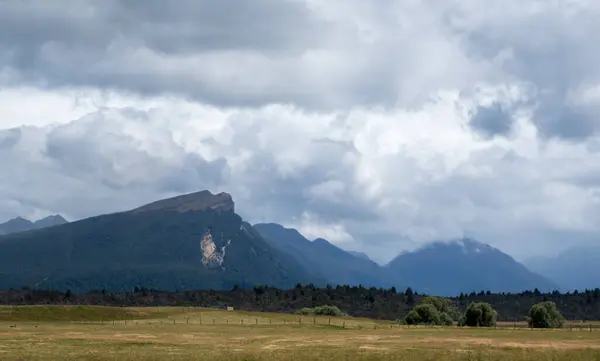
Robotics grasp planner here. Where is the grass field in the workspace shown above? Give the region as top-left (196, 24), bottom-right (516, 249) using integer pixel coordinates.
top-left (2, 306), bottom-right (600, 360)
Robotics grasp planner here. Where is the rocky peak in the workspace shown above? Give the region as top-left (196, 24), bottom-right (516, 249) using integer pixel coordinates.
top-left (132, 190), bottom-right (235, 214)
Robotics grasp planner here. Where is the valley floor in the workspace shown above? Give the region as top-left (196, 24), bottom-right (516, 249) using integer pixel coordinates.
top-left (1, 306), bottom-right (600, 360)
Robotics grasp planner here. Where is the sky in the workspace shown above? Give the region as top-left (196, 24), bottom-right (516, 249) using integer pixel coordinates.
top-left (2, 0), bottom-right (600, 264)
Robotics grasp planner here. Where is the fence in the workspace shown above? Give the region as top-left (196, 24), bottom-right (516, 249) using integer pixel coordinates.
top-left (4, 316), bottom-right (600, 332)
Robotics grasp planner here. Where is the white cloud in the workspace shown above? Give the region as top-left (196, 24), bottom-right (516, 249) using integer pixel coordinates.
top-left (2, 0), bottom-right (600, 262)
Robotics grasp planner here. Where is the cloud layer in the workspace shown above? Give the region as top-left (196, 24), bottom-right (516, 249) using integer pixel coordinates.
top-left (2, 0), bottom-right (600, 263)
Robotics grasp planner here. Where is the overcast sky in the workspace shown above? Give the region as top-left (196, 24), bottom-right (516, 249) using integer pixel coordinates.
top-left (2, 0), bottom-right (600, 263)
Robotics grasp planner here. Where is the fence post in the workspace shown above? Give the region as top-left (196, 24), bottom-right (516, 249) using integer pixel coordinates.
top-left (343, 321), bottom-right (345, 329)
top-left (328, 318), bottom-right (331, 326)
top-left (269, 318), bottom-right (272, 325)
top-left (186, 317), bottom-right (189, 325)
top-left (255, 318), bottom-right (258, 325)
top-left (213, 319), bottom-right (215, 325)
top-left (313, 316), bottom-right (316, 325)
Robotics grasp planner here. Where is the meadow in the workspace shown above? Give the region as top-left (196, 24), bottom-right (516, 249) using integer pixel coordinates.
top-left (1, 306), bottom-right (600, 360)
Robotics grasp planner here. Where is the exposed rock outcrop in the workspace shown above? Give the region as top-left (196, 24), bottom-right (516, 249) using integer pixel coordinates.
top-left (200, 230), bottom-right (231, 269)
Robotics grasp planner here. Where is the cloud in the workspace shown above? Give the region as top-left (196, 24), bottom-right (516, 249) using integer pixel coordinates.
top-left (469, 103), bottom-right (514, 139)
top-left (2, 1), bottom-right (600, 262)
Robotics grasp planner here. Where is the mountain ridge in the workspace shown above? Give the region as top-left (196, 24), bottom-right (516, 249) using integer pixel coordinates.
top-left (0, 191), bottom-right (565, 295)
top-left (0, 191), bottom-right (314, 292)
top-left (0, 215), bottom-right (69, 236)
top-left (525, 245), bottom-right (600, 291)
top-left (386, 238), bottom-right (558, 296)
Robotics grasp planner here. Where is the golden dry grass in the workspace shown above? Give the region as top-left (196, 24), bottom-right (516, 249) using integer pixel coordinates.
top-left (1, 306), bottom-right (600, 360)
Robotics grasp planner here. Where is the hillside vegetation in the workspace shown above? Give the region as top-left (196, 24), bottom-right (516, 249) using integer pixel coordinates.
top-left (3, 285), bottom-right (600, 322)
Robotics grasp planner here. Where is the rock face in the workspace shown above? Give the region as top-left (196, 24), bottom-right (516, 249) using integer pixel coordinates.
top-left (200, 230), bottom-right (231, 269)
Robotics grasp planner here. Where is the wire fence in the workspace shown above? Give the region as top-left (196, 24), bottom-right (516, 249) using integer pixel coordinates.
top-left (3, 313), bottom-right (599, 332)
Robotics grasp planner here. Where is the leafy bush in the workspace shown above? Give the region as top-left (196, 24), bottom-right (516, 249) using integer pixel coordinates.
top-left (463, 302), bottom-right (497, 327)
top-left (404, 310), bottom-right (421, 325)
top-left (439, 312), bottom-right (454, 326)
top-left (295, 305), bottom-right (344, 317)
top-left (405, 296), bottom-right (458, 326)
top-left (419, 296), bottom-right (459, 321)
top-left (313, 305), bottom-right (344, 316)
top-left (404, 304), bottom-right (441, 325)
top-left (528, 301), bottom-right (565, 329)
top-left (295, 308), bottom-right (314, 316)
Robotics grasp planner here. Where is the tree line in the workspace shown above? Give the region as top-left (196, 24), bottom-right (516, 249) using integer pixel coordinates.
top-left (402, 296), bottom-right (565, 328)
top-left (1, 284), bottom-right (599, 322)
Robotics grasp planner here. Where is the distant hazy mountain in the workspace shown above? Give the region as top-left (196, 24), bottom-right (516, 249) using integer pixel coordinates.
top-left (0, 191), bottom-right (314, 292)
top-left (347, 251), bottom-right (371, 261)
top-left (385, 238), bottom-right (558, 296)
top-left (253, 223), bottom-right (390, 288)
top-left (525, 246), bottom-right (600, 291)
top-left (0, 215), bottom-right (68, 235)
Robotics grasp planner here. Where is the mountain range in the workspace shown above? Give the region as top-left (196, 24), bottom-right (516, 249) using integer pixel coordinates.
top-left (525, 246), bottom-right (600, 291)
top-left (0, 215), bottom-right (68, 235)
top-left (0, 190), bottom-right (568, 295)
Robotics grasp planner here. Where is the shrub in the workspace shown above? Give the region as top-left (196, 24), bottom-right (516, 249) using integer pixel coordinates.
top-left (404, 304), bottom-right (441, 325)
top-left (296, 305), bottom-right (344, 317)
top-left (313, 305), bottom-right (344, 316)
top-left (295, 308), bottom-right (314, 315)
top-left (439, 312), bottom-right (454, 326)
top-left (404, 310), bottom-right (422, 325)
top-left (463, 302), bottom-right (497, 327)
top-left (419, 296), bottom-right (459, 321)
top-left (528, 301), bottom-right (565, 329)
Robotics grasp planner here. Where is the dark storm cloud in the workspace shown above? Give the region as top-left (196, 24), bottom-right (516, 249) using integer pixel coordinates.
top-left (460, 4), bottom-right (600, 140)
top-left (0, 0), bottom-right (320, 55)
top-left (0, 0), bottom-right (334, 107)
top-left (531, 95), bottom-right (598, 140)
top-left (469, 102), bottom-right (514, 138)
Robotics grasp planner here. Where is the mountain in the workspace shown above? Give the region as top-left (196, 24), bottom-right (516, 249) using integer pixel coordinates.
top-left (525, 246), bottom-right (600, 291)
top-left (0, 191), bottom-right (314, 292)
top-left (32, 215), bottom-right (69, 229)
top-left (347, 251), bottom-right (371, 261)
top-left (0, 215), bottom-right (68, 235)
top-left (385, 238), bottom-right (558, 296)
top-left (253, 223), bottom-right (390, 288)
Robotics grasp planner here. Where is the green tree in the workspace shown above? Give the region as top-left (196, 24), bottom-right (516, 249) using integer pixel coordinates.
top-left (405, 287), bottom-right (414, 304)
top-left (404, 304), bottom-right (441, 325)
top-left (439, 312), bottom-right (454, 326)
top-left (528, 301), bottom-right (565, 329)
top-left (463, 302), bottom-right (497, 327)
top-left (419, 296), bottom-right (459, 321)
